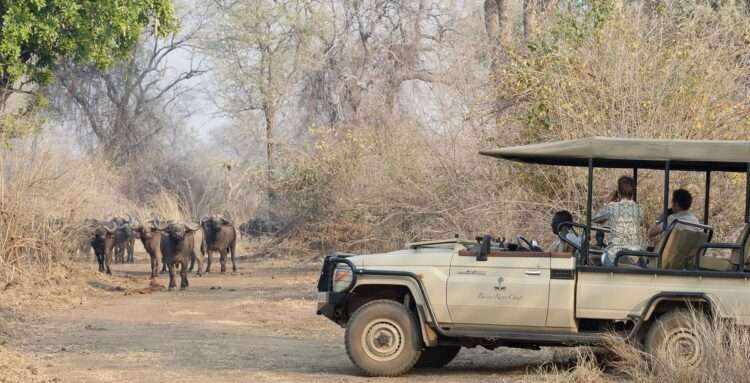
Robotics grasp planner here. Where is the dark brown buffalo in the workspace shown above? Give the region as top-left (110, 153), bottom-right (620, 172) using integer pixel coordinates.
top-left (90, 220), bottom-right (116, 274)
top-left (132, 220), bottom-right (164, 279)
top-left (159, 221), bottom-right (202, 290)
top-left (200, 215), bottom-right (237, 273)
top-left (111, 216), bottom-right (135, 264)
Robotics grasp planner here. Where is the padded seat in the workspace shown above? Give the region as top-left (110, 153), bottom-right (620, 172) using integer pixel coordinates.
top-left (700, 225), bottom-right (750, 272)
top-left (661, 230), bottom-right (710, 270)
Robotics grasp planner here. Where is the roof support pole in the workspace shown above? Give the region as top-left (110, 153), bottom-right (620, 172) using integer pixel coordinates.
top-left (704, 171), bottom-right (711, 225)
top-left (633, 168), bottom-right (638, 202)
top-left (746, 163), bottom-right (750, 224)
top-left (585, 158), bottom-right (594, 265)
top-left (661, 161), bottom-right (671, 269)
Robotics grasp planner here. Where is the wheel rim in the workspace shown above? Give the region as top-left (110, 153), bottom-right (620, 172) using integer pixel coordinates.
top-left (663, 328), bottom-right (702, 366)
top-left (361, 319), bottom-right (405, 362)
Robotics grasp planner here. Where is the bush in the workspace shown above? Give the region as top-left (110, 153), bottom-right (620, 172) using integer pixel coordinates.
top-left (0, 135), bottom-right (137, 283)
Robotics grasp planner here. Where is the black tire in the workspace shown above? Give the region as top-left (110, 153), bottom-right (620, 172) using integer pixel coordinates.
top-left (644, 309), bottom-right (706, 367)
top-left (415, 345), bottom-right (461, 368)
top-left (345, 299), bottom-right (422, 377)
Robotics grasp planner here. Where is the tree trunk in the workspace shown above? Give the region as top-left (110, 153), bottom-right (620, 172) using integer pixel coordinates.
top-left (484, 0), bottom-right (513, 128)
top-left (263, 101), bottom-right (276, 211)
top-left (523, 0), bottom-right (537, 39)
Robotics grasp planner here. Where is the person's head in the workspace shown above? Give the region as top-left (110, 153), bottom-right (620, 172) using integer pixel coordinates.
top-left (617, 176), bottom-right (635, 200)
top-left (551, 210), bottom-right (574, 234)
top-left (672, 189), bottom-right (693, 212)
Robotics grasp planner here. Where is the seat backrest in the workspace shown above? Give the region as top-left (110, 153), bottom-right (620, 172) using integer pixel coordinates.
top-left (661, 230), bottom-right (710, 270)
top-left (730, 224), bottom-right (750, 266)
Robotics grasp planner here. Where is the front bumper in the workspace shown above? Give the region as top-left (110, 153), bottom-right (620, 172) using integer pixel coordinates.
top-left (316, 255), bottom-right (357, 322)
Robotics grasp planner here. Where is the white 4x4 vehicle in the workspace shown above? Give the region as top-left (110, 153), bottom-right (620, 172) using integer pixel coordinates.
top-left (317, 137), bottom-right (750, 376)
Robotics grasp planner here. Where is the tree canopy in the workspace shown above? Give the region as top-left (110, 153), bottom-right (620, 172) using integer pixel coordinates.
top-left (0, 0), bottom-right (178, 100)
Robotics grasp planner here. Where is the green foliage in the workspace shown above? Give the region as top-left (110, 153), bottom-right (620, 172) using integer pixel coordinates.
top-left (0, 0), bottom-right (178, 89)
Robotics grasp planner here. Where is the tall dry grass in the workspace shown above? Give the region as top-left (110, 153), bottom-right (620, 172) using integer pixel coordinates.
top-left (543, 312), bottom-right (750, 383)
top-left (0, 135), bottom-right (138, 284)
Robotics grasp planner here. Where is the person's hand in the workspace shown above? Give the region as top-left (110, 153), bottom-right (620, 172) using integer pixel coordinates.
top-left (607, 190), bottom-right (619, 202)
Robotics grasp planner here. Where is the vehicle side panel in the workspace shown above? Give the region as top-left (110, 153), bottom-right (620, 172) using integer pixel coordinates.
top-left (576, 270), bottom-right (750, 324)
top-left (360, 247), bottom-right (454, 323)
top-left (547, 256), bottom-right (577, 329)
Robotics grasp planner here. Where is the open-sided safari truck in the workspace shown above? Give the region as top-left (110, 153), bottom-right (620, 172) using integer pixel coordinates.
top-left (316, 137), bottom-right (750, 376)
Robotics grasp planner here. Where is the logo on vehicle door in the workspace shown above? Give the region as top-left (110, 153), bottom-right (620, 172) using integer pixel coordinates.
top-left (494, 277), bottom-right (507, 291)
top-left (478, 275), bottom-right (521, 301)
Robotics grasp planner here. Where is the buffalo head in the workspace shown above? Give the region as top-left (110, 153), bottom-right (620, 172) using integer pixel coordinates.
top-left (162, 221), bottom-right (200, 241)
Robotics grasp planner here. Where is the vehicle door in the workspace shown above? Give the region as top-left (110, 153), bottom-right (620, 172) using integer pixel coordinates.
top-left (446, 250), bottom-right (551, 327)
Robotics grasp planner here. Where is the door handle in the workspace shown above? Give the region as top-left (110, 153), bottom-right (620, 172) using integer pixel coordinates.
top-left (524, 270), bottom-right (542, 276)
top-left (457, 270), bottom-right (486, 276)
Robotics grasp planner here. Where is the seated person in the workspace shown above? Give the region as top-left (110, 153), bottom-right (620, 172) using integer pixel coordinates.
top-left (648, 188), bottom-right (701, 241)
top-left (593, 176), bottom-right (644, 266)
top-left (548, 210), bottom-right (582, 256)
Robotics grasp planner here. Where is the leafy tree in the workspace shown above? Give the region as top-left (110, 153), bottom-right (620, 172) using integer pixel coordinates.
top-left (0, 0), bottom-right (178, 113)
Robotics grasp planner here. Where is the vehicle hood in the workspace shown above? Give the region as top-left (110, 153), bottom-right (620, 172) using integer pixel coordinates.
top-left (349, 244), bottom-right (459, 269)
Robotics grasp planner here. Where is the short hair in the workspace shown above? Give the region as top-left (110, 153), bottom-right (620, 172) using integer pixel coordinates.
top-left (673, 189), bottom-right (693, 210)
top-left (552, 210), bottom-right (574, 234)
top-left (617, 176), bottom-right (635, 199)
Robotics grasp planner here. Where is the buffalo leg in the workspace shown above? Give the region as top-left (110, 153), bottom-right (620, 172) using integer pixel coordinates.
top-left (167, 261), bottom-right (176, 290)
top-left (105, 250), bottom-right (112, 275)
top-left (230, 243), bottom-right (237, 272)
top-left (127, 241), bottom-right (134, 263)
top-left (219, 250), bottom-right (227, 273)
top-left (192, 250), bottom-right (203, 276)
top-left (161, 255), bottom-right (167, 273)
top-left (96, 252), bottom-right (104, 272)
top-left (180, 263), bottom-right (189, 289)
top-left (150, 254), bottom-right (158, 279)
top-left (205, 250), bottom-right (212, 273)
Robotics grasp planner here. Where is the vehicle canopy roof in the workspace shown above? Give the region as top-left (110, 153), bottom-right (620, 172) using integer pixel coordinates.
top-left (480, 137), bottom-right (750, 172)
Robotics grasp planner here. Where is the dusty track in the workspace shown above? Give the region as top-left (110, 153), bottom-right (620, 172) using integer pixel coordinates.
top-left (7, 257), bottom-right (575, 382)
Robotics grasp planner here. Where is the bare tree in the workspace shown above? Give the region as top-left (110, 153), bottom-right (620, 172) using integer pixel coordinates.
top-left (48, 11), bottom-right (209, 164)
top-left (208, 0), bottom-right (322, 204)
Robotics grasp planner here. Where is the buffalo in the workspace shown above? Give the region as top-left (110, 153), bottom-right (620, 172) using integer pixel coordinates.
top-left (132, 220), bottom-right (164, 279)
top-left (159, 221), bottom-right (203, 290)
top-left (90, 220), bottom-right (116, 274)
top-left (110, 216), bottom-right (135, 264)
top-left (239, 217), bottom-right (279, 239)
top-left (200, 214), bottom-right (237, 273)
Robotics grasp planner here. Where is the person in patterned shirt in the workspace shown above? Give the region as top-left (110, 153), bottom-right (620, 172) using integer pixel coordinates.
top-left (592, 176), bottom-right (644, 266)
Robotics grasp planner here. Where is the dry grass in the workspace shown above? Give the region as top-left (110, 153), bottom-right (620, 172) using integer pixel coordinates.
top-left (0, 345), bottom-right (55, 383)
top-left (543, 312), bottom-right (750, 383)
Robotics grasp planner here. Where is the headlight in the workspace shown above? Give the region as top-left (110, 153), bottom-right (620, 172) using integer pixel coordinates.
top-left (332, 263), bottom-right (354, 292)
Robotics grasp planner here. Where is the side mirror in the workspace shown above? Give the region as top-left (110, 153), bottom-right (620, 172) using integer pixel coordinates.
top-left (477, 235), bottom-right (492, 262)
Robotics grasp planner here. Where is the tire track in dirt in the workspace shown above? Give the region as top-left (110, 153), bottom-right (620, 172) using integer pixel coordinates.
top-left (9, 260), bottom-right (574, 382)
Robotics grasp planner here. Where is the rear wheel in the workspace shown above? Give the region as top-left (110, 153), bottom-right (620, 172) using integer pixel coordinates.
top-left (415, 345), bottom-right (461, 368)
top-left (345, 299), bottom-right (422, 377)
top-left (644, 310), bottom-right (706, 367)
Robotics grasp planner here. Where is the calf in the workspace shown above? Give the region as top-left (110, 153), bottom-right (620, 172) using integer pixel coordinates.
top-left (90, 221), bottom-right (115, 274)
top-left (200, 214), bottom-right (237, 273)
top-left (159, 221), bottom-right (202, 290)
top-left (133, 220), bottom-right (163, 279)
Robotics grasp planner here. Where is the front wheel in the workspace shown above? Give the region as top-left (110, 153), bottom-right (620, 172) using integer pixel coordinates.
top-left (345, 299), bottom-right (422, 377)
top-left (415, 345), bottom-right (461, 368)
top-left (644, 309), bottom-right (706, 367)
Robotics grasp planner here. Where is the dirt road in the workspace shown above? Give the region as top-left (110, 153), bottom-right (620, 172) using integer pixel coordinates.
top-left (7, 258), bottom-right (574, 382)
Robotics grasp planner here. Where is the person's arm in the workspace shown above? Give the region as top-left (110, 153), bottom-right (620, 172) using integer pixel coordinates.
top-left (592, 204), bottom-right (610, 224)
top-left (648, 222), bottom-right (663, 239)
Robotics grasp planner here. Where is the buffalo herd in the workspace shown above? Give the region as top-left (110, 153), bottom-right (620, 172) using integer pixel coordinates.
top-left (80, 214), bottom-right (275, 290)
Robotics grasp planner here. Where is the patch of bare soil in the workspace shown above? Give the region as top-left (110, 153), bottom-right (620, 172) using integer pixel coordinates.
top-left (2, 251), bottom-right (579, 383)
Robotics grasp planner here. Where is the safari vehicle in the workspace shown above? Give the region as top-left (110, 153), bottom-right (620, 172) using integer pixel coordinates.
top-left (316, 137), bottom-right (750, 377)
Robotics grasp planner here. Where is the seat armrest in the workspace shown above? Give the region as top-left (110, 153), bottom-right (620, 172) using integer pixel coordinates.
top-left (700, 242), bottom-right (741, 250)
top-left (614, 250), bottom-right (658, 266)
